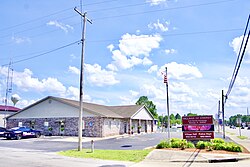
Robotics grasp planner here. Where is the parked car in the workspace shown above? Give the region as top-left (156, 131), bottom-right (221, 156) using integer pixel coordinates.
top-left (0, 127), bottom-right (8, 137)
top-left (4, 126), bottom-right (41, 140)
top-left (248, 126), bottom-right (250, 130)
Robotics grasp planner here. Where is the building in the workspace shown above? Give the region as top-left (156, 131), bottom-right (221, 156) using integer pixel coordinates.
top-left (0, 105), bottom-right (20, 127)
top-left (6, 96), bottom-right (156, 137)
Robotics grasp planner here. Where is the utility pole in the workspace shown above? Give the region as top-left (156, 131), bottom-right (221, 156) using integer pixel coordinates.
top-left (164, 67), bottom-right (170, 139)
top-left (222, 90), bottom-right (225, 139)
top-left (74, 7), bottom-right (92, 151)
top-left (217, 100), bottom-right (220, 133)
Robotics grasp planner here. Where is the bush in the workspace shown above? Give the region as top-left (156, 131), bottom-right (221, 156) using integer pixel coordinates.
top-left (170, 138), bottom-right (182, 143)
top-left (196, 141), bottom-right (211, 149)
top-left (186, 142), bottom-right (195, 148)
top-left (225, 142), bottom-right (242, 152)
top-left (211, 138), bottom-right (225, 144)
top-left (156, 140), bottom-right (171, 149)
top-left (212, 143), bottom-right (226, 150)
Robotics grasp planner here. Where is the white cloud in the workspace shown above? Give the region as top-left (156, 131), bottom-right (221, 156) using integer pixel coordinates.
top-left (119, 33), bottom-right (162, 57)
top-left (148, 65), bottom-right (158, 73)
top-left (170, 82), bottom-right (198, 97)
top-left (68, 66), bottom-right (80, 75)
top-left (230, 35), bottom-right (250, 62)
top-left (0, 67), bottom-right (87, 100)
top-left (159, 62), bottom-right (203, 80)
top-left (129, 90), bottom-right (139, 97)
top-left (107, 44), bottom-right (114, 51)
top-left (47, 20), bottom-right (73, 33)
top-left (148, 19), bottom-right (170, 32)
top-left (85, 63), bottom-right (120, 86)
top-left (165, 49), bottom-right (177, 55)
top-left (147, 0), bottom-right (166, 6)
top-left (11, 36), bottom-right (31, 44)
top-left (107, 33), bottom-right (162, 70)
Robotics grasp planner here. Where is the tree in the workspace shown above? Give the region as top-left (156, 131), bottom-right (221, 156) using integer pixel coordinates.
top-left (187, 113), bottom-right (197, 116)
top-left (136, 96), bottom-right (158, 118)
top-left (175, 113), bottom-right (181, 120)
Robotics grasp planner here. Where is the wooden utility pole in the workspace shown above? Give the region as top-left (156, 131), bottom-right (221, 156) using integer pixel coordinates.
top-left (222, 90), bottom-right (225, 139)
top-left (164, 67), bottom-right (170, 139)
top-left (74, 7), bottom-right (92, 151)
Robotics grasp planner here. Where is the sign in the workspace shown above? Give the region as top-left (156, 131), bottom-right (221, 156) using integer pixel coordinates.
top-left (182, 125), bottom-right (214, 131)
top-left (182, 115), bottom-right (213, 125)
top-left (183, 132), bottom-right (214, 140)
top-left (182, 115), bottom-right (214, 140)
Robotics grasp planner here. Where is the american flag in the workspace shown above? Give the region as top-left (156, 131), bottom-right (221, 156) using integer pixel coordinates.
top-left (161, 71), bottom-right (168, 84)
top-left (164, 74), bottom-right (168, 83)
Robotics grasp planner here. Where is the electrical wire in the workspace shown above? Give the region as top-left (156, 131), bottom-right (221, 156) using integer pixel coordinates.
top-left (1, 40), bottom-right (81, 67)
top-left (225, 14), bottom-right (250, 102)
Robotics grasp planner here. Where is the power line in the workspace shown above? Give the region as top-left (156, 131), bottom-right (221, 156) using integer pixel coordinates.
top-left (1, 40), bottom-right (81, 66)
top-left (0, 0), bottom-right (237, 40)
top-left (225, 14), bottom-right (250, 101)
top-left (87, 28), bottom-right (243, 43)
top-left (0, 0), bottom-right (119, 33)
top-left (93, 0), bottom-right (237, 20)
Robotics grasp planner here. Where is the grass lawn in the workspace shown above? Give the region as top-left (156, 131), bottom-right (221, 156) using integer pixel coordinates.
top-left (58, 149), bottom-right (152, 162)
top-left (237, 136), bottom-right (248, 140)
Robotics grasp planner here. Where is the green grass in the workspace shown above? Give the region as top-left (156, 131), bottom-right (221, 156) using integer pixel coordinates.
top-left (58, 149), bottom-right (152, 162)
top-left (226, 132), bottom-right (235, 135)
top-left (237, 136), bottom-right (248, 140)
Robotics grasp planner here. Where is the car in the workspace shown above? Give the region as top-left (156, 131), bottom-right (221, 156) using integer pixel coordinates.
top-left (4, 126), bottom-right (41, 140)
top-left (248, 126), bottom-right (250, 130)
top-left (0, 127), bottom-right (8, 137)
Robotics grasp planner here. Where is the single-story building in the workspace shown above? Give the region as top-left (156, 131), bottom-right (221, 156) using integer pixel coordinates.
top-left (6, 96), bottom-right (156, 137)
top-left (0, 105), bottom-right (20, 127)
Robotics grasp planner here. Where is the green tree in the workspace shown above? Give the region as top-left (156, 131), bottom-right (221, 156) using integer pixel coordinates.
top-left (187, 113), bottom-right (197, 116)
top-left (175, 113), bottom-right (181, 120)
top-left (136, 96), bottom-right (158, 118)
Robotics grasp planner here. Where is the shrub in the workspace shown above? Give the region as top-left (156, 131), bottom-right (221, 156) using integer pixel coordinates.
top-left (186, 142), bottom-right (195, 148)
top-left (225, 142), bottom-right (242, 152)
top-left (196, 141), bottom-right (210, 149)
top-left (156, 140), bottom-right (171, 149)
top-left (179, 140), bottom-right (188, 150)
top-left (170, 138), bottom-right (182, 143)
top-left (211, 138), bottom-right (225, 144)
top-left (212, 143), bottom-right (226, 150)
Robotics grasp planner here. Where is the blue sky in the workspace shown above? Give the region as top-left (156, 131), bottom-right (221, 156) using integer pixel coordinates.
top-left (0, 0), bottom-right (250, 119)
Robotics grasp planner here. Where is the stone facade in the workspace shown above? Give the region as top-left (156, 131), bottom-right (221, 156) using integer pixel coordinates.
top-left (6, 117), bottom-right (155, 137)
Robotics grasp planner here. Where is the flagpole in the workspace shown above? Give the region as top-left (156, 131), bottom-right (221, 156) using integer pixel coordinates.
top-left (165, 67), bottom-right (170, 140)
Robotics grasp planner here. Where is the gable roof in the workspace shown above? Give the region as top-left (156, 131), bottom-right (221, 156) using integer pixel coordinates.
top-left (7, 96), bottom-right (154, 120)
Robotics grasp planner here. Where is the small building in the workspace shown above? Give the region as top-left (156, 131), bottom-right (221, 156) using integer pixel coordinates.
top-left (0, 105), bottom-right (20, 127)
top-left (6, 96), bottom-right (156, 137)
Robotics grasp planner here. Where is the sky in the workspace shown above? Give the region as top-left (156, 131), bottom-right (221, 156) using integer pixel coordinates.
top-left (0, 0), bottom-right (250, 119)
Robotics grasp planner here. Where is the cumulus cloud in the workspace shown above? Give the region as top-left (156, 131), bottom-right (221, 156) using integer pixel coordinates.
top-left (11, 36), bottom-right (31, 44)
top-left (47, 20), bottom-right (73, 33)
top-left (85, 63), bottom-right (120, 86)
top-left (107, 33), bottom-right (162, 70)
top-left (0, 67), bottom-right (83, 99)
top-left (159, 62), bottom-right (203, 80)
top-left (148, 19), bottom-right (170, 32)
top-left (68, 66), bottom-right (80, 75)
top-left (146, 0), bottom-right (166, 6)
top-left (230, 35), bottom-right (250, 62)
top-left (165, 49), bottom-right (177, 55)
top-left (148, 65), bottom-right (158, 73)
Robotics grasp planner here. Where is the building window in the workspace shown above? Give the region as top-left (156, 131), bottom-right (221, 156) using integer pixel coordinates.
top-left (18, 122), bottom-right (22, 127)
top-left (44, 121), bottom-right (49, 127)
top-left (109, 121), bottom-right (111, 129)
top-left (82, 120), bottom-right (85, 129)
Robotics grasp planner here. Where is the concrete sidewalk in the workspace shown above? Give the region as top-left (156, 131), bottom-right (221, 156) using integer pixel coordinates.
top-left (131, 149), bottom-right (250, 167)
top-left (225, 131), bottom-right (250, 152)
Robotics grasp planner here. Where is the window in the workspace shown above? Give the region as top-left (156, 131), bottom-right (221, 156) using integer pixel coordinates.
top-left (18, 122), bottom-right (22, 127)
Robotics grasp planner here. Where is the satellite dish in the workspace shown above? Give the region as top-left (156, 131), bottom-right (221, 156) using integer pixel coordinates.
top-left (11, 94), bottom-right (20, 106)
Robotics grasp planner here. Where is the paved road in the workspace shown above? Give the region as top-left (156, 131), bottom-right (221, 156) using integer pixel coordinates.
top-left (0, 132), bottom-right (182, 152)
top-left (0, 147), bottom-right (133, 167)
top-left (0, 130), bottom-right (233, 152)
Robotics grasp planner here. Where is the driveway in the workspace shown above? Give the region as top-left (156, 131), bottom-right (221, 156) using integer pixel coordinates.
top-left (0, 132), bottom-right (182, 152)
